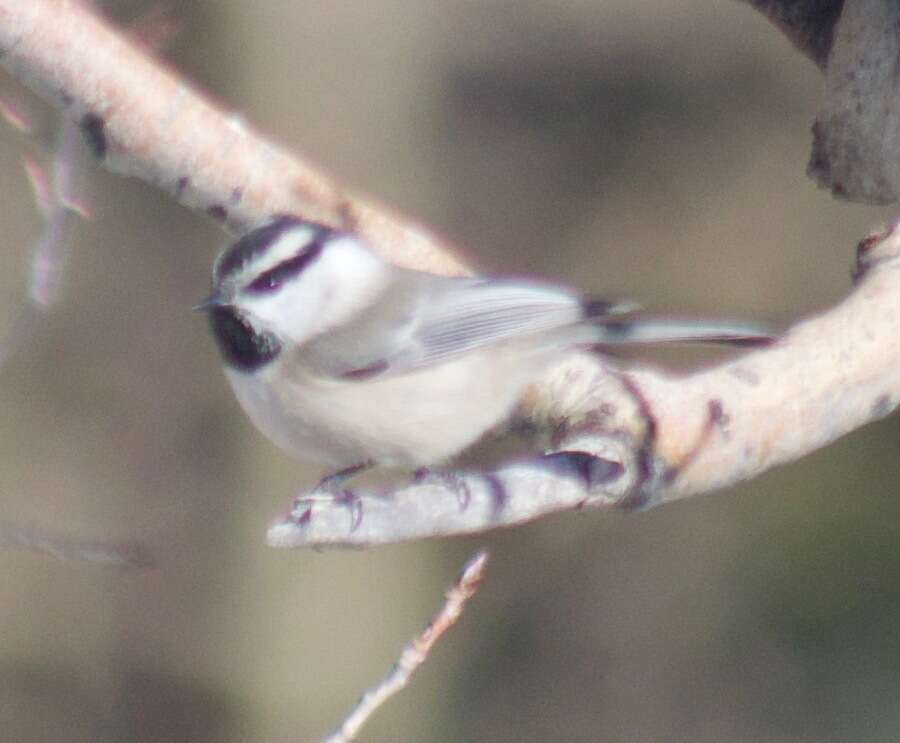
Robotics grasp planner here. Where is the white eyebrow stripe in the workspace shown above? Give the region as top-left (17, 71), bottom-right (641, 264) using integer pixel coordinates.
top-left (251, 225), bottom-right (323, 276)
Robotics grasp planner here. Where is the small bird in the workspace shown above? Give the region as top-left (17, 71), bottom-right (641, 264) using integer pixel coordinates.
top-left (196, 215), bottom-right (771, 488)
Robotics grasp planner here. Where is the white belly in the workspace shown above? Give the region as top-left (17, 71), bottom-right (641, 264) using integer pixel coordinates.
top-left (225, 348), bottom-right (543, 469)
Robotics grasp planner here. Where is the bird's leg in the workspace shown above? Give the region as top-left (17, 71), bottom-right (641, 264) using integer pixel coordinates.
top-left (291, 461), bottom-right (373, 532)
top-left (314, 461), bottom-right (373, 493)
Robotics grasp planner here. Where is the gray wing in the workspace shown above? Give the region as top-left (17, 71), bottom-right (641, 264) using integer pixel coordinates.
top-left (297, 274), bottom-right (589, 380)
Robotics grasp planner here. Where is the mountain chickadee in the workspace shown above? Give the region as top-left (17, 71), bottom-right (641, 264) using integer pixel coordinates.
top-left (196, 215), bottom-right (771, 487)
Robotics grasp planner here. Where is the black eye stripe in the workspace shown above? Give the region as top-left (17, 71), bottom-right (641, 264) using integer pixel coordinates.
top-left (215, 215), bottom-right (300, 281)
top-left (214, 215), bottom-right (332, 282)
top-left (246, 237), bottom-right (326, 294)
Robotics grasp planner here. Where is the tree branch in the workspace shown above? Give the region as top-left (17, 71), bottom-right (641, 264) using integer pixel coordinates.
top-left (807, 0), bottom-right (900, 203)
top-left (0, 0), bottom-right (466, 275)
top-left (268, 222), bottom-right (900, 547)
top-left (741, 0), bottom-right (900, 204)
top-left (2, 2), bottom-right (897, 550)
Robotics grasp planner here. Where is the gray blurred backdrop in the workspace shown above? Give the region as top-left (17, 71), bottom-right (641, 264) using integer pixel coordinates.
top-left (2, 2), bottom-right (899, 742)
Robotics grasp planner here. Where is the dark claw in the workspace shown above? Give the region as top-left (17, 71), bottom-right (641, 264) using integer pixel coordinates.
top-left (455, 478), bottom-right (472, 511)
top-left (539, 451), bottom-right (624, 489)
top-left (482, 473), bottom-right (507, 515)
top-left (411, 469), bottom-right (472, 512)
top-left (335, 489), bottom-right (364, 532)
top-left (315, 461), bottom-right (372, 492)
top-left (291, 486), bottom-right (364, 533)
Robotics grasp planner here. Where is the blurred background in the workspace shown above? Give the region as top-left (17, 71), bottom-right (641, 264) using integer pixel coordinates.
top-left (1, 1), bottom-right (899, 741)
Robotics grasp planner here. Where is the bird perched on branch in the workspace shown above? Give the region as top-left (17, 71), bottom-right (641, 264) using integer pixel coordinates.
top-left (197, 215), bottom-right (772, 490)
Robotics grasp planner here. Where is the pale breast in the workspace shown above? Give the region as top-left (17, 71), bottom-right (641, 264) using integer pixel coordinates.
top-left (226, 347), bottom-right (542, 469)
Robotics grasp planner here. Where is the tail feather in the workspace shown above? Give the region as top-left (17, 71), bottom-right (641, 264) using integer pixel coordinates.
top-left (591, 317), bottom-right (776, 347)
top-left (582, 299), bottom-right (642, 318)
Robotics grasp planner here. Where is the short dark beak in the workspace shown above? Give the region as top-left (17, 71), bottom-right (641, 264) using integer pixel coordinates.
top-left (192, 291), bottom-right (226, 312)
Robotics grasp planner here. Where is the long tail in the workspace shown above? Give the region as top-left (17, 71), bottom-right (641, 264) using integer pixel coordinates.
top-left (589, 314), bottom-right (776, 348)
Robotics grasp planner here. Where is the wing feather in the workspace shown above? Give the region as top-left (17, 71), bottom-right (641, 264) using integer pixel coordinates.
top-left (295, 275), bottom-right (587, 380)
top-left (413, 280), bottom-right (583, 364)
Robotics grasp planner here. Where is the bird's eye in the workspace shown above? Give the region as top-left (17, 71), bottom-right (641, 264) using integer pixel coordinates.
top-left (248, 272), bottom-right (281, 293)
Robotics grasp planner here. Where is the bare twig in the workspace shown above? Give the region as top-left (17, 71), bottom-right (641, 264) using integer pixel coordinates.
top-left (0, 520), bottom-right (151, 567)
top-left (26, 119), bottom-right (88, 305)
top-left (0, 115), bottom-right (87, 366)
top-left (0, 93), bottom-right (33, 132)
top-left (320, 550), bottom-right (488, 743)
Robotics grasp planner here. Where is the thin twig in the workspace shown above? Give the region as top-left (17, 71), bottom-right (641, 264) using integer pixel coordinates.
top-left (0, 520), bottom-right (152, 567)
top-left (0, 93), bottom-right (33, 132)
top-left (320, 550), bottom-right (489, 743)
top-left (27, 117), bottom-right (87, 306)
top-left (0, 116), bottom-right (87, 366)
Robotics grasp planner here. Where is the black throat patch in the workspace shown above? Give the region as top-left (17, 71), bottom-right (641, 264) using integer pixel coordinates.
top-left (209, 306), bottom-right (282, 372)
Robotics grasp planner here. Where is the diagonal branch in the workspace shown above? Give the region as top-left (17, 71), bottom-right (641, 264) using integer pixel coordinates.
top-left (269, 224), bottom-right (900, 548)
top-left (0, 0), bottom-right (467, 276)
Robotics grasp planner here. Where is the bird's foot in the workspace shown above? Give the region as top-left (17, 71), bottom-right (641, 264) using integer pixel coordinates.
top-left (412, 468), bottom-right (472, 511)
top-left (291, 462), bottom-right (372, 532)
top-left (313, 461), bottom-right (372, 493)
top-left (291, 489), bottom-right (363, 532)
